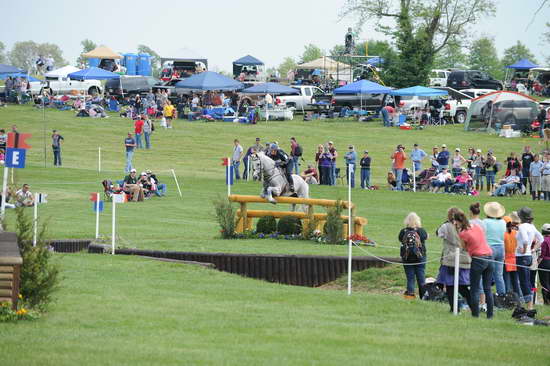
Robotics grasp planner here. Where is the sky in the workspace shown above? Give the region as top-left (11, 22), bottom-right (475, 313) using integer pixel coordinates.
top-left (2, 0), bottom-right (548, 71)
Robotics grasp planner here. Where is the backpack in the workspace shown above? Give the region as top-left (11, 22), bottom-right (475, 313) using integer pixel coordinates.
top-left (400, 229), bottom-right (424, 262)
top-left (294, 144), bottom-right (303, 157)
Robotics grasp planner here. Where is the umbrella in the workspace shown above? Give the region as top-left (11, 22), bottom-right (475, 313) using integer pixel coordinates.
top-left (175, 71), bottom-right (243, 91)
top-left (390, 86), bottom-right (448, 97)
top-left (67, 67), bottom-right (120, 81)
top-left (0, 64), bottom-right (24, 74)
top-left (242, 82), bottom-right (299, 95)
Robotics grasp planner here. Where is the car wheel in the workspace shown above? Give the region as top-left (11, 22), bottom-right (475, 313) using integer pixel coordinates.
top-left (496, 84), bottom-right (503, 91)
top-left (454, 110), bottom-right (467, 124)
top-left (88, 86), bottom-right (99, 95)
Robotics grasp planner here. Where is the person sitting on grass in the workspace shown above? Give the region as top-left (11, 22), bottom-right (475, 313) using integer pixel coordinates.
top-left (387, 171), bottom-right (397, 189)
top-left (300, 164), bottom-right (319, 185)
top-left (399, 212), bottom-right (428, 299)
top-left (15, 184), bottom-right (34, 207)
top-left (147, 170), bottom-right (166, 197)
top-left (138, 172), bottom-right (154, 198)
top-left (123, 169), bottom-right (144, 202)
top-left (451, 169), bottom-right (473, 193)
top-left (493, 169), bottom-right (520, 196)
top-left (429, 167), bottom-right (452, 193)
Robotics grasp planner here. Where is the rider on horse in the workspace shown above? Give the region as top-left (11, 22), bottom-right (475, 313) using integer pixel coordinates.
top-left (268, 143), bottom-right (294, 193)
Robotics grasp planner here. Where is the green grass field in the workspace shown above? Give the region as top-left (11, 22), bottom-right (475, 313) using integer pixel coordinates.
top-left (1, 105), bottom-right (549, 365)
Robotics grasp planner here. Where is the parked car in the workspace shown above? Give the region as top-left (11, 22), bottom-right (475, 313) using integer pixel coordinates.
top-left (276, 85), bottom-right (326, 111)
top-left (398, 95), bottom-right (430, 112)
top-left (491, 100), bottom-right (538, 130)
top-left (447, 70), bottom-right (503, 90)
top-left (28, 76), bottom-right (102, 96)
top-left (429, 69), bottom-right (451, 87)
top-left (105, 76), bottom-right (159, 97)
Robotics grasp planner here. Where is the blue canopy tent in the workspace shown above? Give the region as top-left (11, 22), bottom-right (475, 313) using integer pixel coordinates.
top-left (242, 82), bottom-right (298, 94)
top-left (506, 59), bottom-right (539, 70)
top-left (0, 64), bottom-right (24, 75)
top-left (390, 85), bottom-right (448, 96)
top-left (67, 67), bottom-right (120, 81)
top-left (366, 57), bottom-right (385, 67)
top-left (175, 71), bottom-right (243, 91)
top-left (233, 55), bottom-right (264, 66)
top-left (232, 55), bottom-right (264, 79)
top-left (0, 73), bottom-right (41, 82)
top-left (334, 79), bottom-right (391, 110)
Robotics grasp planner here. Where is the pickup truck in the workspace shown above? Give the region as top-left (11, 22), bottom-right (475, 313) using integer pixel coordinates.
top-left (29, 76), bottom-right (102, 95)
top-left (312, 92), bottom-right (390, 112)
top-left (435, 87), bottom-right (493, 123)
top-left (277, 85), bottom-right (326, 111)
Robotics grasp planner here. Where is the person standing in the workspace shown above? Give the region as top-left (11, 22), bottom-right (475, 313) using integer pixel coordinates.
top-left (515, 207), bottom-right (543, 310)
top-left (454, 210), bottom-right (494, 319)
top-left (51, 130), bottom-right (64, 167)
top-left (450, 148), bottom-right (466, 177)
top-left (163, 101), bottom-right (176, 129)
top-left (399, 212), bottom-right (428, 299)
top-left (0, 129), bottom-right (7, 151)
top-left (391, 144), bottom-right (407, 191)
top-left (503, 213), bottom-right (522, 297)
top-left (472, 149), bottom-right (485, 191)
top-left (540, 153), bottom-right (550, 200)
top-left (124, 132), bottom-right (136, 173)
top-left (315, 144), bottom-right (324, 185)
top-left (410, 143), bottom-right (427, 172)
top-left (360, 150), bottom-right (371, 189)
top-left (344, 145), bottom-right (357, 188)
top-left (436, 144), bottom-right (450, 171)
top-left (327, 141), bottom-right (338, 186)
top-left (481, 202), bottom-right (507, 298)
top-left (289, 137), bottom-right (302, 175)
top-left (521, 146), bottom-right (534, 194)
top-left (430, 146), bottom-right (439, 170)
top-left (538, 223), bottom-right (550, 305)
top-left (529, 154), bottom-right (543, 200)
top-left (484, 150), bottom-right (497, 194)
top-left (143, 117), bottom-right (153, 149)
top-left (134, 116), bottom-right (144, 149)
top-left (232, 139), bottom-right (243, 181)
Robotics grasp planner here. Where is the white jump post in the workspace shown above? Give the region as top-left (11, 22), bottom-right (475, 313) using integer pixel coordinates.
top-left (33, 192), bottom-right (38, 247)
top-left (95, 192), bottom-right (100, 239)
top-left (98, 147), bottom-right (101, 173)
top-left (111, 200), bottom-right (116, 255)
top-left (171, 169), bottom-right (183, 197)
top-left (347, 164), bottom-right (353, 296)
top-left (412, 160), bottom-right (416, 192)
top-left (0, 165), bottom-right (8, 222)
top-left (247, 158), bottom-right (251, 182)
top-left (453, 247), bottom-right (460, 315)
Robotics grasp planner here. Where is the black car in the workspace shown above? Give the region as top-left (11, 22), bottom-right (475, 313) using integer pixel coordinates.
top-left (105, 76), bottom-right (160, 97)
top-left (446, 70), bottom-right (503, 90)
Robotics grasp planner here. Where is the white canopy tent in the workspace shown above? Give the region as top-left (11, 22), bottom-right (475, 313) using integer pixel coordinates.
top-left (44, 65), bottom-right (81, 78)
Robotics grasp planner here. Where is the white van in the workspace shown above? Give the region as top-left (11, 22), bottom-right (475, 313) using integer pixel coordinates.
top-left (429, 69), bottom-right (451, 87)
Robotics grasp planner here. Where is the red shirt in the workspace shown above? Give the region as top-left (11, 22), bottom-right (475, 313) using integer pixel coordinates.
top-left (134, 119), bottom-right (144, 134)
top-left (458, 224), bottom-right (493, 257)
top-left (391, 151), bottom-right (407, 169)
top-left (384, 106), bottom-right (395, 114)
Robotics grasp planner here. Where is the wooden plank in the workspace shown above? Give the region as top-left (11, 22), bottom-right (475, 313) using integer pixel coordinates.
top-left (237, 210), bottom-right (367, 224)
top-left (0, 289), bottom-right (12, 296)
top-left (0, 266), bottom-right (14, 273)
top-left (228, 194), bottom-right (354, 209)
top-left (0, 273), bottom-right (13, 280)
top-left (0, 280), bottom-right (13, 289)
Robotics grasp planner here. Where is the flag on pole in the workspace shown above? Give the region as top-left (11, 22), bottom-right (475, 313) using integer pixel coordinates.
top-left (112, 193), bottom-right (127, 203)
top-left (36, 193), bottom-right (47, 204)
top-left (222, 157), bottom-right (233, 185)
top-left (221, 157), bottom-right (230, 166)
top-left (89, 193), bottom-right (101, 201)
top-left (92, 201), bottom-right (104, 212)
top-left (7, 132), bottom-right (32, 149)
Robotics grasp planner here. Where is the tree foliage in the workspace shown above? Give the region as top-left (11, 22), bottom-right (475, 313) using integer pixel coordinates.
top-left (300, 44), bottom-right (323, 63)
top-left (75, 39), bottom-right (97, 67)
top-left (341, 0), bottom-right (496, 86)
top-left (9, 41), bottom-right (66, 71)
top-left (433, 38), bottom-right (467, 69)
top-left (278, 57), bottom-right (297, 78)
top-left (0, 41), bottom-right (6, 64)
top-left (137, 44), bottom-right (161, 77)
top-left (501, 41), bottom-right (537, 68)
top-left (468, 37), bottom-right (502, 79)
top-left (544, 22), bottom-right (550, 64)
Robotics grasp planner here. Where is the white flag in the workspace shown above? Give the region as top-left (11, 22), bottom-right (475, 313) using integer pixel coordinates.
top-left (36, 193), bottom-right (48, 204)
top-left (112, 193), bottom-right (126, 204)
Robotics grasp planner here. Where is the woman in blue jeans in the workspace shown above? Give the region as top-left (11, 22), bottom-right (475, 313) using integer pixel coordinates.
top-left (454, 209), bottom-right (494, 319)
top-left (482, 202), bottom-right (507, 297)
top-left (398, 212), bottom-right (428, 299)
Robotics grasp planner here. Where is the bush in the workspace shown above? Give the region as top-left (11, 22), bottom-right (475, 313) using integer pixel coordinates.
top-left (256, 216), bottom-right (277, 234)
top-left (213, 195), bottom-right (236, 239)
top-left (15, 208), bottom-right (59, 311)
top-left (324, 201), bottom-right (344, 244)
top-left (277, 216), bottom-right (302, 235)
top-left (302, 209), bottom-right (319, 239)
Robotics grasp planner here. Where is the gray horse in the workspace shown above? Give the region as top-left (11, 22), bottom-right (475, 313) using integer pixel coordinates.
top-left (250, 151), bottom-right (309, 204)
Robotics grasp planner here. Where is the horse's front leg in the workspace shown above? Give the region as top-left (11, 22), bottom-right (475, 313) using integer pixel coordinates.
top-left (266, 187), bottom-right (277, 204)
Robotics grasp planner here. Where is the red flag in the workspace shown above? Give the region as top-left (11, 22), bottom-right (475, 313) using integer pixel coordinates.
top-left (221, 157), bottom-right (230, 166)
top-left (7, 132), bottom-right (32, 149)
top-left (89, 193), bottom-right (100, 202)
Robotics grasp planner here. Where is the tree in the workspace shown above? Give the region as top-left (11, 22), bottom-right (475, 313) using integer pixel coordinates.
top-left (300, 44), bottom-right (323, 63)
top-left (341, 0), bottom-right (496, 86)
top-left (75, 39), bottom-right (97, 67)
top-left (544, 22), bottom-right (550, 64)
top-left (0, 41), bottom-right (6, 64)
top-left (278, 57), bottom-right (297, 79)
top-left (137, 44), bottom-right (161, 77)
top-left (433, 38), bottom-right (467, 69)
top-left (501, 41), bottom-right (538, 67)
top-left (8, 41), bottom-right (66, 72)
top-left (468, 37), bottom-right (503, 79)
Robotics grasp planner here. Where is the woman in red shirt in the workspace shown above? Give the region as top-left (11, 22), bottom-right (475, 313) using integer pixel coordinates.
top-left (453, 209), bottom-right (494, 319)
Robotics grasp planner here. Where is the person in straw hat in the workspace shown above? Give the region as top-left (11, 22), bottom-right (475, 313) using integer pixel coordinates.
top-left (482, 202), bottom-right (506, 297)
top-left (515, 207), bottom-right (543, 310)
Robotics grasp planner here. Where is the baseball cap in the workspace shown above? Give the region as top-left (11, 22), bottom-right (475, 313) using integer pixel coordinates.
top-left (441, 144), bottom-right (447, 148)
top-left (328, 141), bottom-right (334, 144)
top-left (255, 137), bottom-right (260, 141)
top-left (476, 149), bottom-right (481, 153)
top-left (364, 150), bottom-right (369, 153)
top-left (541, 223), bottom-right (550, 235)
top-left (130, 169), bottom-right (136, 173)
top-left (348, 145), bottom-right (354, 149)
top-left (455, 148), bottom-right (460, 152)
top-left (141, 172), bottom-right (147, 176)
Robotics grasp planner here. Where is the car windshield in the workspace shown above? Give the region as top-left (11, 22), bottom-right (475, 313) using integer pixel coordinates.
top-left (430, 71), bottom-right (446, 78)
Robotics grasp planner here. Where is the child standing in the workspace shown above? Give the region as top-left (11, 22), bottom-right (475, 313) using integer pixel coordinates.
top-left (503, 213), bottom-right (522, 297)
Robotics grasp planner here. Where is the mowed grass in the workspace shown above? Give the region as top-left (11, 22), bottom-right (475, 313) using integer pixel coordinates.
top-left (1, 254), bottom-right (549, 366)
top-left (1, 105), bottom-right (549, 365)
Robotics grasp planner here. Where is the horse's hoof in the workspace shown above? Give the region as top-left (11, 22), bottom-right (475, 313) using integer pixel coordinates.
top-left (268, 199), bottom-right (277, 204)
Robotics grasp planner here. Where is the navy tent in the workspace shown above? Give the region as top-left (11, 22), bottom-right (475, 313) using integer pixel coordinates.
top-left (506, 58), bottom-right (539, 70)
top-left (175, 71), bottom-right (243, 91)
top-left (333, 79), bottom-right (391, 94)
top-left (242, 82), bottom-right (299, 94)
top-left (0, 64), bottom-right (24, 74)
top-left (233, 55), bottom-right (264, 66)
top-left (68, 67), bottom-right (120, 80)
top-left (390, 86), bottom-right (448, 97)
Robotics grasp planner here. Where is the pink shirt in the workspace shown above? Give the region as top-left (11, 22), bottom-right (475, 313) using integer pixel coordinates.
top-left (458, 224), bottom-right (493, 257)
top-left (456, 175), bottom-right (472, 184)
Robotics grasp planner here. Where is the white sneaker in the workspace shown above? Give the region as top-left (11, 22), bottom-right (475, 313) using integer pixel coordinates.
top-left (480, 303), bottom-right (487, 312)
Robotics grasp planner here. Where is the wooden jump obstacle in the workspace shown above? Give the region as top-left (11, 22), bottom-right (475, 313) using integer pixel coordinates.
top-left (228, 195), bottom-right (367, 235)
top-left (0, 232), bottom-right (22, 310)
